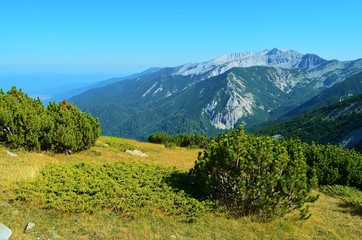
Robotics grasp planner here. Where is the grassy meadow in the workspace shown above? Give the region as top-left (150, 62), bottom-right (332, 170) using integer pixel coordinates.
top-left (0, 136), bottom-right (361, 239)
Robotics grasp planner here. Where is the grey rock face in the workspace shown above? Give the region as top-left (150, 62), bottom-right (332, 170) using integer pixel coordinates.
top-left (24, 222), bottom-right (35, 233)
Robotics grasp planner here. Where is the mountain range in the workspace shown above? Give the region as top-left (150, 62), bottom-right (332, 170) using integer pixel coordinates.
top-left (69, 48), bottom-right (362, 141)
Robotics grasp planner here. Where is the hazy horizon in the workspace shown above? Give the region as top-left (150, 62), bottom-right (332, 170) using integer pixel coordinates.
top-left (0, 72), bottom-right (131, 100)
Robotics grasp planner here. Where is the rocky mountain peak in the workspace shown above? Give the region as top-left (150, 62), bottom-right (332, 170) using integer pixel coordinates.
top-left (267, 48), bottom-right (287, 55)
top-left (175, 48), bottom-right (314, 77)
top-left (298, 54), bottom-right (327, 69)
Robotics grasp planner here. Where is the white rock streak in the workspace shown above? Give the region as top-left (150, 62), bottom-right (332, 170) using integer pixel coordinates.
top-left (204, 100), bottom-right (218, 115)
top-left (142, 82), bottom-right (158, 97)
top-left (152, 84), bottom-right (163, 95)
top-left (203, 73), bottom-right (256, 130)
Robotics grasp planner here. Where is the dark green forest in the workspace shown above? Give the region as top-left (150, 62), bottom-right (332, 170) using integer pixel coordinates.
top-left (256, 94), bottom-right (362, 151)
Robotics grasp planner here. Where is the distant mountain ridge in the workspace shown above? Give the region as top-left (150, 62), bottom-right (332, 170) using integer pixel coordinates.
top-left (174, 48), bottom-right (326, 78)
top-left (48, 68), bottom-right (160, 102)
top-left (69, 48), bottom-right (362, 140)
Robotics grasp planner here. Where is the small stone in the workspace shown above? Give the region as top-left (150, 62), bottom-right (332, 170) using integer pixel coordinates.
top-left (6, 151), bottom-right (18, 157)
top-left (24, 222), bottom-right (35, 233)
top-left (64, 149), bottom-right (72, 155)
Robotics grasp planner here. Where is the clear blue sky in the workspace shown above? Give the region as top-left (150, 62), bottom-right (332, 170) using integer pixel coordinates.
top-left (1, 0), bottom-right (361, 74)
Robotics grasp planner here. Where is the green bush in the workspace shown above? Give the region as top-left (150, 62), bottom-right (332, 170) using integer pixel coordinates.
top-left (148, 132), bottom-right (173, 145)
top-left (0, 87), bottom-right (101, 153)
top-left (0, 87), bottom-right (46, 150)
top-left (190, 126), bottom-right (317, 220)
top-left (304, 143), bottom-right (362, 190)
top-left (16, 161), bottom-right (209, 222)
top-left (148, 132), bottom-right (212, 149)
top-left (43, 101), bottom-right (101, 153)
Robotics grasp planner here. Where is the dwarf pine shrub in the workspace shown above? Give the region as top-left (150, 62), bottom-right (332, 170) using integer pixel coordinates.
top-left (190, 126), bottom-right (318, 220)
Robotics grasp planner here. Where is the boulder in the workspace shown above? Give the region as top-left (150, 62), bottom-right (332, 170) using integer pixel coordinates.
top-left (125, 149), bottom-right (148, 157)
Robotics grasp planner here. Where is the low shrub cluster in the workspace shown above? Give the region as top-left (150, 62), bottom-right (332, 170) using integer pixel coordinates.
top-left (10, 101), bottom-right (362, 223)
top-left (303, 143), bottom-right (362, 190)
top-left (148, 132), bottom-right (213, 149)
top-left (16, 161), bottom-right (210, 222)
top-left (190, 126), bottom-right (318, 220)
top-left (0, 87), bottom-right (101, 153)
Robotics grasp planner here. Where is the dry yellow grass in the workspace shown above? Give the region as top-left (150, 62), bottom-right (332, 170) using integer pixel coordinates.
top-left (0, 136), bottom-right (198, 185)
top-left (1, 136), bottom-right (361, 240)
top-left (94, 136), bottom-right (200, 170)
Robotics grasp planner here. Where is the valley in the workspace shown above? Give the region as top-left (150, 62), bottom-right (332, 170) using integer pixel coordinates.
top-left (69, 49), bottom-right (362, 144)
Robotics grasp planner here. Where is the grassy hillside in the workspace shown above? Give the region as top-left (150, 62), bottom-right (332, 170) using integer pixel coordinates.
top-left (1, 136), bottom-right (361, 239)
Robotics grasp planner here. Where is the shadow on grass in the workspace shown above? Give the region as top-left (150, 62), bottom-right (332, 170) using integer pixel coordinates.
top-left (320, 185), bottom-right (362, 217)
top-left (164, 171), bottom-right (209, 201)
top-left (337, 203), bottom-right (362, 216)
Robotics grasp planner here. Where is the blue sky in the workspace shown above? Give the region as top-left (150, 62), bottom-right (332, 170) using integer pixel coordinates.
top-left (1, 0), bottom-right (362, 74)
